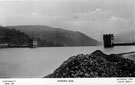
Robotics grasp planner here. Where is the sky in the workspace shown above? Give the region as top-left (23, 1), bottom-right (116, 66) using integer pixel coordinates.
top-left (0, 0), bottom-right (134, 40)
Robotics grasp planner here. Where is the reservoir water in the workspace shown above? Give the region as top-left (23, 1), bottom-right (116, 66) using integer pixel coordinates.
top-left (0, 45), bottom-right (135, 78)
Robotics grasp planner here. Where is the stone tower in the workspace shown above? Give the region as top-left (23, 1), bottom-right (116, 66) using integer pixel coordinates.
top-left (30, 39), bottom-right (38, 48)
top-left (103, 34), bottom-right (114, 48)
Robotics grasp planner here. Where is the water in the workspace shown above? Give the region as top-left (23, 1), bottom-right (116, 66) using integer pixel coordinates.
top-left (0, 45), bottom-right (135, 78)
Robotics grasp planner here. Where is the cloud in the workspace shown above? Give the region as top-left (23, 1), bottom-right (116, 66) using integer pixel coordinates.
top-left (63, 8), bottom-right (131, 41)
top-left (74, 8), bottom-right (113, 24)
top-left (66, 8), bottom-right (129, 27)
top-left (31, 12), bottom-right (43, 17)
top-left (65, 8), bottom-right (111, 27)
top-left (67, 20), bottom-right (87, 27)
top-left (91, 8), bottom-right (105, 15)
top-left (76, 8), bottom-right (109, 17)
top-left (109, 16), bottom-right (129, 23)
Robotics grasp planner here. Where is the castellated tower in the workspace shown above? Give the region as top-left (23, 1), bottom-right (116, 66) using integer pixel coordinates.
top-left (103, 34), bottom-right (114, 48)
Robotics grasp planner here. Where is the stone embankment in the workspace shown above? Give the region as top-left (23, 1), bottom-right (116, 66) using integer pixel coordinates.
top-left (45, 50), bottom-right (135, 78)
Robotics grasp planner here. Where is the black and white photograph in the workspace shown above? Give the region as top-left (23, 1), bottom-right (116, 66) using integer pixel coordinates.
top-left (0, 0), bottom-right (135, 84)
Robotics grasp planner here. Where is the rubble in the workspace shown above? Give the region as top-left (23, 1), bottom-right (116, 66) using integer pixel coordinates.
top-left (45, 50), bottom-right (135, 78)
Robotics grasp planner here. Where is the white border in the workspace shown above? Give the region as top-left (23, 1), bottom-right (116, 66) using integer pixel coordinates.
top-left (0, 78), bottom-right (135, 85)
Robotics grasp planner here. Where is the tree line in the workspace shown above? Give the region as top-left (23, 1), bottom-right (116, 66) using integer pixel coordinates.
top-left (0, 26), bottom-right (64, 47)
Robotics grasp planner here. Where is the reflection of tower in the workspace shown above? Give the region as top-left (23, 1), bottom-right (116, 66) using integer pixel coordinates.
top-left (103, 34), bottom-right (114, 48)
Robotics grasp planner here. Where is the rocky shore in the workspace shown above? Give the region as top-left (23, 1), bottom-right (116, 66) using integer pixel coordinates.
top-left (45, 50), bottom-right (135, 78)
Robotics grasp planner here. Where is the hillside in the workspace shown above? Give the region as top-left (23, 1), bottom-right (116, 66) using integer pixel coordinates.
top-left (0, 26), bottom-right (31, 46)
top-left (114, 31), bottom-right (135, 43)
top-left (45, 50), bottom-right (135, 78)
top-left (6, 25), bottom-right (101, 46)
top-left (0, 26), bottom-right (64, 47)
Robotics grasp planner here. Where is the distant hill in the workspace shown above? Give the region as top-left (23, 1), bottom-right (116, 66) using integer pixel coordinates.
top-left (114, 31), bottom-right (135, 43)
top-left (0, 26), bottom-right (64, 47)
top-left (6, 25), bottom-right (101, 46)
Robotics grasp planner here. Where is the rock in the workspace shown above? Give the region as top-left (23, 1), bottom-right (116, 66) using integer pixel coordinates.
top-left (84, 73), bottom-right (90, 77)
top-left (44, 50), bottom-right (135, 78)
